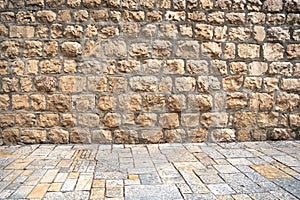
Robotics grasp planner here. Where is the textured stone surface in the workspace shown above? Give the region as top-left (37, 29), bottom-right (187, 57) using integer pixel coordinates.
top-left (0, 0), bottom-right (299, 144)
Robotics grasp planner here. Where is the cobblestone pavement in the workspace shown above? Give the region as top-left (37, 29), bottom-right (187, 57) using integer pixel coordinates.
top-left (0, 141), bottom-right (300, 200)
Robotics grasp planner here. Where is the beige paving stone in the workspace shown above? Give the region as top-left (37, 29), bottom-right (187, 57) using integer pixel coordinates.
top-left (40, 169), bottom-right (59, 183)
top-left (27, 184), bottom-right (49, 199)
top-left (75, 173), bottom-right (93, 191)
top-left (90, 187), bottom-right (105, 199)
top-left (5, 159), bottom-right (33, 170)
top-left (251, 164), bottom-right (291, 178)
top-left (48, 183), bottom-right (63, 192)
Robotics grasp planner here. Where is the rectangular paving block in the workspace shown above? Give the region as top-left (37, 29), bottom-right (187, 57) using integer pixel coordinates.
top-left (125, 185), bottom-right (182, 200)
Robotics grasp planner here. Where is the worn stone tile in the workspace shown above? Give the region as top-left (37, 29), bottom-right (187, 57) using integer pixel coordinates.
top-left (231, 194), bottom-right (252, 200)
top-left (217, 149), bottom-right (254, 158)
top-left (251, 164), bottom-right (290, 178)
top-left (106, 187), bottom-right (123, 198)
top-left (61, 179), bottom-right (77, 192)
top-left (214, 165), bottom-right (239, 173)
top-left (48, 183), bottom-right (63, 192)
top-left (125, 185), bottom-right (182, 200)
top-left (90, 187), bottom-right (105, 199)
top-left (248, 192), bottom-right (277, 200)
top-left (139, 173), bottom-right (161, 185)
top-left (184, 193), bottom-right (217, 200)
top-left (10, 185), bottom-right (34, 199)
top-left (75, 173), bottom-right (93, 191)
top-left (40, 169), bottom-right (59, 183)
top-left (207, 184), bottom-right (236, 195)
top-left (27, 183), bottom-right (50, 199)
top-left (271, 178), bottom-right (300, 199)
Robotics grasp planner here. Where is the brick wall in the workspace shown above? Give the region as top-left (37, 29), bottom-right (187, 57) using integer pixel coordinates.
top-left (0, 0), bottom-right (299, 144)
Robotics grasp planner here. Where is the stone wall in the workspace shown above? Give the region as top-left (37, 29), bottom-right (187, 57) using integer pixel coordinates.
top-left (0, 0), bottom-right (299, 144)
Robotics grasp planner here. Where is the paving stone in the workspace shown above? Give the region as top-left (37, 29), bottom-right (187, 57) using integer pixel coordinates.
top-left (273, 155), bottom-right (300, 167)
top-left (271, 178), bottom-right (300, 198)
top-left (219, 173), bottom-right (264, 194)
top-left (27, 183), bottom-right (50, 199)
top-left (10, 185), bottom-right (34, 198)
top-left (43, 191), bottom-right (90, 200)
top-left (217, 149), bottom-right (254, 158)
top-left (270, 189), bottom-right (299, 200)
top-left (184, 193), bottom-right (217, 200)
top-left (61, 179), bottom-right (77, 192)
top-left (40, 169), bottom-right (59, 183)
top-left (139, 173), bottom-right (161, 185)
top-left (75, 173), bottom-right (93, 191)
top-left (227, 158), bottom-right (252, 166)
top-left (231, 194), bottom-right (252, 200)
top-left (125, 185), bottom-right (182, 200)
top-left (248, 192), bottom-right (278, 200)
top-left (214, 165), bottom-right (239, 173)
top-left (207, 184), bottom-right (236, 195)
top-left (251, 164), bottom-right (290, 178)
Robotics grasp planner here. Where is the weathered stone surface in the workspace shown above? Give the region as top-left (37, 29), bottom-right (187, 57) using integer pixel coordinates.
top-left (271, 128), bottom-right (293, 140)
top-left (244, 77), bottom-right (262, 91)
top-left (163, 60), bottom-right (185, 74)
top-left (78, 113), bottom-right (99, 127)
top-left (35, 76), bottom-right (56, 92)
top-left (118, 94), bottom-right (141, 111)
top-left (238, 44), bottom-right (260, 59)
top-left (130, 76), bottom-right (158, 92)
top-left (103, 113), bottom-right (121, 127)
top-left (223, 76), bottom-right (243, 91)
top-left (0, 114), bottom-right (15, 128)
top-left (20, 129), bottom-right (47, 144)
top-left (250, 93), bottom-right (274, 110)
top-left (197, 76), bottom-right (221, 92)
top-left (188, 94), bottom-right (212, 111)
top-left (2, 129), bottom-right (19, 144)
top-left (103, 41), bottom-right (126, 58)
top-left (114, 129), bottom-right (139, 144)
top-left (181, 113), bottom-right (199, 127)
top-left (91, 129), bottom-right (112, 144)
top-left (188, 128), bottom-right (208, 142)
top-left (287, 44), bottom-right (300, 59)
top-left (38, 114), bottom-right (59, 127)
top-left (186, 60), bottom-right (209, 75)
top-left (175, 77), bottom-right (196, 92)
top-left (276, 92), bottom-right (299, 111)
top-left (200, 112), bottom-right (228, 127)
top-left (176, 41), bottom-right (199, 58)
top-left (210, 129), bottom-right (236, 142)
top-left (257, 112), bottom-right (278, 127)
top-left (98, 95), bottom-right (116, 111)
top-left (47, 94), bottom-right (70, 112)
top-left (61, 42), bottom-right (82, 57)
top-left (226, 93), bottom-right (247, 109)
top-left (165, 129), bottom-right (186, 143)
top-left (48, 129), bottom-right (69, 144)
top-left (141, 129), bottom-right (163, 143)
top-left (159, 113), bottom-right (179, 128)
top-left (70, 129), bottom-right (91, 143)
top-left (167, 95), bottom-right (186, 111)
top-left (136, 113), bottom-right (157, 127)
top-left (195, 24), bottom-right (213, 39)
top-left (281, 79), bottom-right (300, 91)
top-left (61, 114), bottom-right (76, 128)
top-left (234, 112), bottom-right (256, 128)
top-left (263, 43), bottom-right (284, 61)
top-left (0, 94), bottom-right (9, 110)
top-left (202, 42), bottom-right (222, 58)
top-left (12, 95), bottom-right (29, 110)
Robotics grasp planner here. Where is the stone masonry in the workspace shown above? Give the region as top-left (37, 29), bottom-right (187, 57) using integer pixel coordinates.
top-left (0, 0), bottom-right (299, 144)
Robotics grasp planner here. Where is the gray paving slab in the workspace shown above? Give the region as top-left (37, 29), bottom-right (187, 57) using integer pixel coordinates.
top-left (125, 185), bottom-right (183, 200)
top-left (0, 141), bottom-right (299, 199)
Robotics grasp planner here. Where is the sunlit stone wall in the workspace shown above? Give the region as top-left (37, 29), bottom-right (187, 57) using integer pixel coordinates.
top-left (0, 0), bottom-right (299, 144)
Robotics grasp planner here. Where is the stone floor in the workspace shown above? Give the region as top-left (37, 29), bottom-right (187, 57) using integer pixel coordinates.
top-left (0, 141), bottom-right (300, 199)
